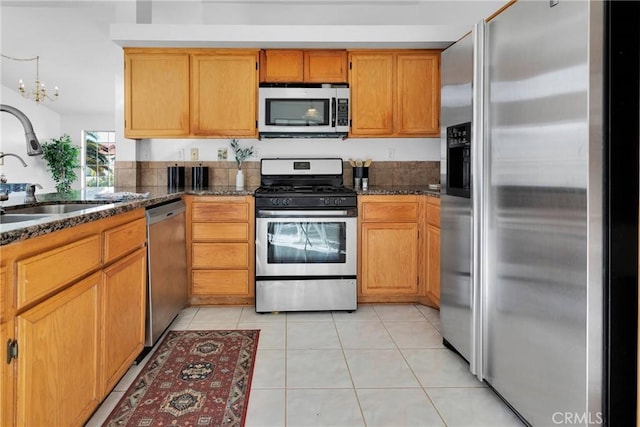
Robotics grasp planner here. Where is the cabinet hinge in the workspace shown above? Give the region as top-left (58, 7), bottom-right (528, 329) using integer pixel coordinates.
top-left (349, 62), bottom-right (352, 70)
top-left (6, 339), bottom-right (17, 364)
top-left (256, 62), bottom-right (259, 70)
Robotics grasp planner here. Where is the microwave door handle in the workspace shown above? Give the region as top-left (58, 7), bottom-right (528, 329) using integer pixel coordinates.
top-left (331, 97), bottom-right (336, 127)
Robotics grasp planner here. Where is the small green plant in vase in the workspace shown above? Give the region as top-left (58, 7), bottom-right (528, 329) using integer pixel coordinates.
top-left (230, 139), bottom-right (254, 189)
top-left (41, 134), bottom-right (80, 193)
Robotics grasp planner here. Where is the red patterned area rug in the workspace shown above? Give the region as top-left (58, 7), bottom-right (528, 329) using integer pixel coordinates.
top-left (102, 330), bottom-right (259, 427)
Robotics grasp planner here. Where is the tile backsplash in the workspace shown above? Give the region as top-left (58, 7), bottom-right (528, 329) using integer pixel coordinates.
top-left (116, 161), bottom-right (440, 188)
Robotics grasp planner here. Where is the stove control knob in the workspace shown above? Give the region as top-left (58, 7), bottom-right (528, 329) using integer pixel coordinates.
top-left (270, 198), bottom-right (279, 206)
top-left (283, 198), bottom-right (291, 206)
top-left (335, 198), bottom-right (342, 206)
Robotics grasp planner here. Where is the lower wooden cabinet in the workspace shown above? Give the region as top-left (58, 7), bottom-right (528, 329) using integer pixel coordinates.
top-left (425, 224), bottom-right (441, 306)
top-left (186, 195), bottom-right (255, 305)
top-left (360, 221), bottom-right (419, 296)
top-left (358, 195), bottom-right (424, 303)
top-left (422, 197), bottom-right (441, 308)
top-left (101, 247), bottom-right (147, 394)
top-left (16, 272), bottom-right (101, 427)
top-left (0, 319), bottom-right (13, 427)
top-left (1, 208), bottom-right (148, 427)
top-left (358, 194), bottom-right (441, 306)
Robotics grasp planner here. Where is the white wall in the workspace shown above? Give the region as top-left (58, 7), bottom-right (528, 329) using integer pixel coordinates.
top-left (1, 86), bottom-right (61, 194)
top-left (136, 136), bottom-right (441, 163)
top-left (1, 85), bottom-right (120, 194)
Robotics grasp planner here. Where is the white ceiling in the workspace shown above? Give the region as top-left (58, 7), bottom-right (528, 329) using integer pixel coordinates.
top-left (1, 0), bottom-right (505, 118)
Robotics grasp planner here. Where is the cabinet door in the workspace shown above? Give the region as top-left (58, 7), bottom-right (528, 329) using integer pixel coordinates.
top-left (191, 51), bottom-right (259, 137)
top-left (304, 50), bottom-right (348, 83)
top-left (0, 319), bottom-right (13, 427)
top-left (0, 268), bottom-right (11, 427)
top-left (426, 224), bottom-right (441, 306)
top-left (260, 50), bottom-right (304, 82)
top-left (124, 50), bottom-right (190, 138)
top-left (16, 273), bottom-right (101, 427)
top-left (396, 52), bottom-right (440, 136)
top-left (360, 222), bottom-right (419, 295)
top-left (101, 248), bottom-right (147, 395)
top-left (349, 52), bottom-right (394, 136)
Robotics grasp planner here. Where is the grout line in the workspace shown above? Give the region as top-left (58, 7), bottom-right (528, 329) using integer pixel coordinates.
top-left (333, 308), bottom-right (369, 427)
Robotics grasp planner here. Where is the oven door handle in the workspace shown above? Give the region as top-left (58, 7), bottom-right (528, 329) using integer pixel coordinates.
top-left (257, 209), bottom-right (356, 218)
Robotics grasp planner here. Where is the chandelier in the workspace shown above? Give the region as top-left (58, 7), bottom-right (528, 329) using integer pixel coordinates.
top-left (1, 54), bottom-right (59, 103)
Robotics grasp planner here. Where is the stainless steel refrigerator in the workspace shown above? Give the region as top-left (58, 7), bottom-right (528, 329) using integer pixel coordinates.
top-left (440, 1), bottom-right (639, 425)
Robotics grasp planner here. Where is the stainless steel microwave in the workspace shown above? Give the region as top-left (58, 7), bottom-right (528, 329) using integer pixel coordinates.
top-left (258, 85), bottom-right (349, 138)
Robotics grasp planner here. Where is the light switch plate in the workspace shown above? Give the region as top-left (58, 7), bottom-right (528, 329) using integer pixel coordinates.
top-left (191, 148), bottom-right (199, 161)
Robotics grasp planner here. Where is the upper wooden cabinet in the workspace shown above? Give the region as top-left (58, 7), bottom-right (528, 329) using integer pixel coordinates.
top-left (124, 50), bottom-right (190, 138)
top-left (260, 49), bottom-right (348, 83)
top-left (260, 50), bottom-right (303, 82)
top-left (348, 52), bottom-right (395, 136)
top-left (304, 50), bottom-right (348, 82)
top-left (349, 50), bottom-right (441, 138)
top-left (191, 51), bottom-right (259, 137)
top-left (124, 48), bottom-right (259, 139)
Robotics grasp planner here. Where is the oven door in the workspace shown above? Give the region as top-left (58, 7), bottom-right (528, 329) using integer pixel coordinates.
top-left (255, 209), bottom-right (357, 278)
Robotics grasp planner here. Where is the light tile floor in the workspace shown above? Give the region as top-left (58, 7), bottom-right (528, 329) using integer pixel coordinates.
top-left (86, 304), bottom-right (524, 427)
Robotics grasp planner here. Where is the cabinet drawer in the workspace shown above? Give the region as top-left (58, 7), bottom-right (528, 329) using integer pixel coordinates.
top-left (426, 203), bottom-right (440, 228)
top-left (192, 243), bottom-right (248, 268)
top-left (192, 203), bottom-right (249, 222)
top-left (103, 218), bottom-right (147, 264)
top-left (361, 202), bottom-right (419, 222)
top-left (192, 270), bottom-right (249, 295)
top-left (192, 222), bottom-right (249, 241)
top-left (17, 235), bottom-right (102, 309)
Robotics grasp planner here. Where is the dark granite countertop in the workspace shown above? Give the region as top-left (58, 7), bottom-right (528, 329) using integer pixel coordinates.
top-left (353, 185), bottom-right (441, 197)
top-left (1, 185), bottom-right (438, 246)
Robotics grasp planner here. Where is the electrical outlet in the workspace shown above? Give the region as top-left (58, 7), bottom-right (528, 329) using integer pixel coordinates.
top-left (217, 148), bottom-right (228, 160)
top-left (190, 148), bottom-right (199, 161)
top-left (387, 148), bottom-right (395, 160)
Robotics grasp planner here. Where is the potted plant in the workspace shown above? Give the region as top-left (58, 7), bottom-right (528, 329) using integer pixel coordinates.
top-left (41, 134), bottom-right (80, 193)
top-left (230, 139), bottom-right (254, 189)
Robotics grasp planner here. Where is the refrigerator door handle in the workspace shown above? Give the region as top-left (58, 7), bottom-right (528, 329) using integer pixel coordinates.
top-left (470, 20), bottom-right (486, 382)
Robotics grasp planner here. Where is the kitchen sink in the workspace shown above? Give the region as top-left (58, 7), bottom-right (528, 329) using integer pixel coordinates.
top-left (8, 203), bottom-right (110, 215)
top-left (0, 214), bottom-right (51, 224)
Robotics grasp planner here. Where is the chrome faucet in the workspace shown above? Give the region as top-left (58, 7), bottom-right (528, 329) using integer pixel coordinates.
top-left (0, 152), bottom-right (28, 167)
top-left (0, 104), bottom-right (43, 156)
top-left (24, 183), bottom-right (43, 204)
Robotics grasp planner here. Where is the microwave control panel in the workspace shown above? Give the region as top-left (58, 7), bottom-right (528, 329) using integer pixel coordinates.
top-left (336, 98), bottom-right (349, 127)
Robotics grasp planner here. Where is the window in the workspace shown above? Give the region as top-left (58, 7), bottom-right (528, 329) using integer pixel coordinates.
top-left (82, 130), bottom-right (115, 188)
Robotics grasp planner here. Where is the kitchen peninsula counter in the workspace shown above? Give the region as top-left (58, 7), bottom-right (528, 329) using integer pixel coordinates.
top-left (1, 185), bottom-right (434, 245)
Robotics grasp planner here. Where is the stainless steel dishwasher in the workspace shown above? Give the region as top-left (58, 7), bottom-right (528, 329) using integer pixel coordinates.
top-left (144, 200), bottom-right (187, 350)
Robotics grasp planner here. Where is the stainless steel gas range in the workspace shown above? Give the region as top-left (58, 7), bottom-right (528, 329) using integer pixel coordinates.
top-left (254, 158), bottom-right (357, 313)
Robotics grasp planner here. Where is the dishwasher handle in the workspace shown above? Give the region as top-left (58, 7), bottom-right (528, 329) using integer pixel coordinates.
top-left (146, 200), bottom-right (186, 225)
